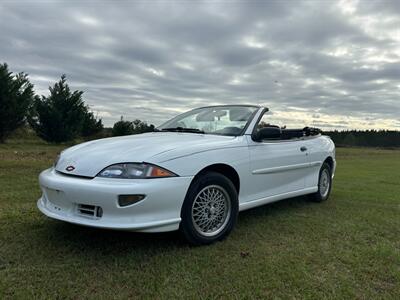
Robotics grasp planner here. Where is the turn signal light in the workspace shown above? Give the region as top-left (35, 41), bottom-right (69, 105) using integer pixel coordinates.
top-left (149, 166), bottom-right (175, 177)
top-left (118, 194), bottom-right (146, 207)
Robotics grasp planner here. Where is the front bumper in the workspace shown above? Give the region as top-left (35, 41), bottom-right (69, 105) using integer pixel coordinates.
top-left (37, 168), bottom-right (193, 232)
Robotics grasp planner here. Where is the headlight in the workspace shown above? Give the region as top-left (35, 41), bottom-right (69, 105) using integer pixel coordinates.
top-left (97, 163), bottom-right (177, 179)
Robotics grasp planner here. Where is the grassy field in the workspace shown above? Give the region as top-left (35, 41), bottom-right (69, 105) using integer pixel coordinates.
top-left (0, 138), bottom-right (399, 299)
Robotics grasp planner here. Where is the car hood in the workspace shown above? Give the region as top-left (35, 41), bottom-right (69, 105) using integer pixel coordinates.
top-left (55, 132), bottom-right (237, 177)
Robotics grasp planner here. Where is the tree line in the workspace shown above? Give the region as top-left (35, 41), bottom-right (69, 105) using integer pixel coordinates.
top-left (1, 63), bottom-right (399, 147)
top-left (325, 130), bottom-right (400, 148)
top-left (0, 63), bottom-right (154, 143)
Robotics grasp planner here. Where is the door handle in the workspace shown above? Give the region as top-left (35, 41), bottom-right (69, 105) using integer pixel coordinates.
top-left (300, 146), bottom-right (307, 152)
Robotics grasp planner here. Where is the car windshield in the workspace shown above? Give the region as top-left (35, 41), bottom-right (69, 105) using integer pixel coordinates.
top-left (158, 105), bottom-right (258, 136)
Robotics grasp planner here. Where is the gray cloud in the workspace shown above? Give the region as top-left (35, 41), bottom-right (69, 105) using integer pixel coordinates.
top-left (0, 0), bottom-right (399, 129)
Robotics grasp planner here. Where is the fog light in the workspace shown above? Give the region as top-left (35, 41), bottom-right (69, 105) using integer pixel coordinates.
top-left (96, 207), bottom-right (103, 218)
top-left (118, 194), bottom-right (146, 207)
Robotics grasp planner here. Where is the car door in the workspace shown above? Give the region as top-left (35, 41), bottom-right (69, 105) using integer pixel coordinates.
top-left (302, 136), bottom-right (327, 189)
top-left (245, 112), bottom-right (309, 201)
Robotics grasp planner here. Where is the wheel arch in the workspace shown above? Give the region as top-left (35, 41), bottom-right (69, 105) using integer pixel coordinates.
top-left (324, 156), bottom-right (334, 171)
top-left (192, 163), bottom-right (240, 194)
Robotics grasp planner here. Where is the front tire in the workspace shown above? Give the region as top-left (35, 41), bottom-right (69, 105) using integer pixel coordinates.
top-left (180, 172), bottom-right (238, 245)
top-left (309, 162), bottom-right (332, 202)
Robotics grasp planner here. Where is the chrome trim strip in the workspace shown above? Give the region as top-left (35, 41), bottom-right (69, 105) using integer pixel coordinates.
top-left (252, 161), bottom-right (322, 174)
top-left (310, 161), bottom-right (322, 167)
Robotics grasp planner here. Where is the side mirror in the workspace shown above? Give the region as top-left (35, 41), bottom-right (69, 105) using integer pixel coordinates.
top-left (253, 126), bottom-right (281, 142)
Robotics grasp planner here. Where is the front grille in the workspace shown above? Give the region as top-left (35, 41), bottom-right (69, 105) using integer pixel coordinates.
top-left (77, 204), bottom-right (103, 218)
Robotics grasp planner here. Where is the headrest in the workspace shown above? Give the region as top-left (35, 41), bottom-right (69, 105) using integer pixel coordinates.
top-left (229, 107), bottom-right (253, 121)
top-left (196, 109), bottom-right (227, 122)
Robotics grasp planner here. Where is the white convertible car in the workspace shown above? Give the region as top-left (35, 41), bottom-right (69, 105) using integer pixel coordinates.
top-left (38, 105), bottom-right (336, 245)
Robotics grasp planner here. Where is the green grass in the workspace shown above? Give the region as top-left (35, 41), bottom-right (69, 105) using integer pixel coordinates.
top-left (0, 139), bottom-right (399, 299)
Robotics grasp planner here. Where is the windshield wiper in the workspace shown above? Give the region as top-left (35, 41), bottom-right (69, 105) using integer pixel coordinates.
top-left (161, 127), bottom-right (205, 134)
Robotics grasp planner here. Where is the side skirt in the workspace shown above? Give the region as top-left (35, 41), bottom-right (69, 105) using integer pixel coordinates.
top-left (239, 187), bottom-right (318, 212)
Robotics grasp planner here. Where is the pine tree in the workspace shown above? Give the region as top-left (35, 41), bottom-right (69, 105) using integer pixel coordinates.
top-left (81, 109), bottom-right (103, 137)
top-left (29, 75), bottom-right (87, 143)
top-left (0, 63), bottom-right (35, 142)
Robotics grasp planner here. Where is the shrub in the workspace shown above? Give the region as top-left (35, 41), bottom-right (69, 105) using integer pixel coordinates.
top-left (112, 117), bottom-right (155, 137)
top-left (112, 117), bottom-right (134, 136)
top-left (132, 119), bottom-right (155, 134)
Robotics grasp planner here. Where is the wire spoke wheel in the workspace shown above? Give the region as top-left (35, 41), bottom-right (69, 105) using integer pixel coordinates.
top-left (319, 168), bottom-right (330, 198)
top-left (191, 185), bottom-right (231, 237)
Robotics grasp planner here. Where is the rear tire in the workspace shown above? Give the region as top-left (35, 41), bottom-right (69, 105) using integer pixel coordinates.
top-left (309, 162), bottom-right (332, 202)
top-left (180, 172), bottom-right (238, 245)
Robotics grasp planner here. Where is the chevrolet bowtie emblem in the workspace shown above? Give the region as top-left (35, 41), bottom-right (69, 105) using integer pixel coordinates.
top-left (66, 165), bottom-right (75, 172)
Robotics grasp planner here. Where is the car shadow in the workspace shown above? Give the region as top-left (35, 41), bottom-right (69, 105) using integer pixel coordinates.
top-left (41, 195), bottom-right (314, 254)
top-left (239, 195), bottom-right (314, 219)
top-left (45, 221), bottom-right (186, 253)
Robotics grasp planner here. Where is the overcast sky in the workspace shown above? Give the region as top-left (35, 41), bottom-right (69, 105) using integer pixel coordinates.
top-left (1, 0), bottom-right (399, 129)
